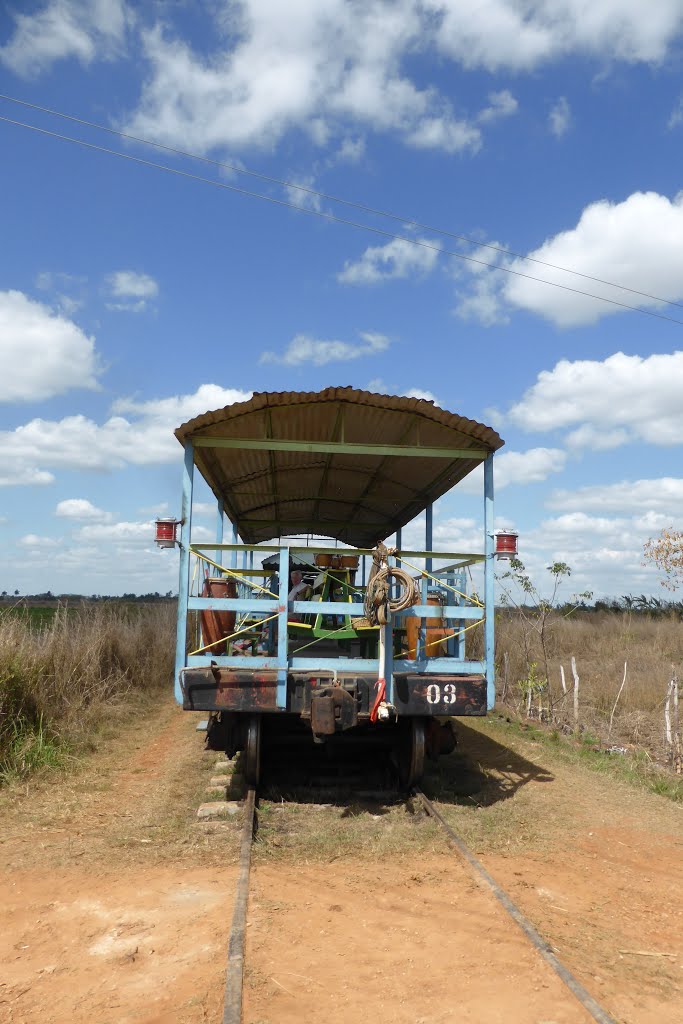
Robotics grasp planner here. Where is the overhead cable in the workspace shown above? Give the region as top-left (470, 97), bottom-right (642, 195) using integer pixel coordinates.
top-left (1, 112), bottom-right (682, 326)
top-left (1, 91), bottom-right (681, 312)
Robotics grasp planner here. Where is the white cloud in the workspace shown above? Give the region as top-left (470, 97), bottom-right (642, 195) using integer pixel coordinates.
top-left (669, 95), bottom-right (683, 129)
top-left (404, 389), bottom-right (441, 405)
top-left (461, 446), bottom-right (566, 494)
top-left (405, 116), bottom-right (481, 153)
top-left (283, 176), bottom-right (322, 212)
top-left (260, 331), bottom-right (390, 366)
top-left (549, 96), bottom-right (571, 137)
top-left (504, 351), bottom-right (683, 447)
top-left (338, 238), bottom-right (441, 285)
top-left (0, 467), bottom-right (55, 487)
top-left (105, 270), bottom-right (158, 313)
top-left (547, 478), bottom-right (683, 516)
top-left (75, 520), bottom-right (153, 543)
top-left (0, 290), bottom-right (100, 402)
top-left (55, 498), bottom-right (111, 522)
top-left (0, 383), bottom-right (252, 484)
top-left (0, 0), bottom-right (129, 76)
top-left (335, 137), bottom-right (366, 163)
top-left (121, 3), bottom-right (481, 156)
top-left (454, 190), bottom-right (683, 327)
top-left (428, 0), bottom-right (683, 71)
top-left (504, 190), bottom-right (683, 326)
top-left (19, 534), bottom-right (60, 548)
top-left (118, 2), bottom-right (683, 159)
top-left (477, 89), bottom-right (518, 123)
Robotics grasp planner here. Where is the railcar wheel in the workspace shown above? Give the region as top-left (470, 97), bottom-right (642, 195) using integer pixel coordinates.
top-left (244, 714), bottom-right (261, 786)
top-left (398, 717), bottom-right (426, 788)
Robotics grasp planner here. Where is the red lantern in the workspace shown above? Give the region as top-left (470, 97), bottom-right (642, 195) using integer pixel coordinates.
top-left (495, 530), bottom-right (518, 560)
top-left (154, 518), bottom-right (180, 548)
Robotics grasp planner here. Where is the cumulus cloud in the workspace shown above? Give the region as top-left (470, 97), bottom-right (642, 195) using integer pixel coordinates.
top-left (0, 290), bottom-right (100, 402)
top-left (75, 520), bottom-right (154, 543)
top-left (404, 388), bottom-right (441, 404)
top-left (428, 0), bottom-right (683, 70)
top-left (477, 89), bottom-right (518, 123)
top-left (460, 447), bottom-right (566, 494)
top-left (116, 2), bottom-right (683, 159)
top-left (338, 238), bottom-right (441, 285)
top-left (454, 190), bottom-right (683, 327)
top-left (19, 534), bottom-right (60, 548)
top-left (547, 478), bottom-right (683, 516)
top-left (502, 351), bottom-right (683, 447)
top-left (0, 383), bottom-right (252, 484)
top-left (55, 498), bottom-right (111, 522)
top-left (260, 331), bottom-right (390, 366)
top-left (549, 96), bottom-right (571, 137)
top-left (121, 3), bottom-right (480, 156)
top-left (0, 0), bottom-right (129, 76)
top-left (669, 95), bottom-right (683, 129)
top-left (105, 270), bottom-right (159, 313)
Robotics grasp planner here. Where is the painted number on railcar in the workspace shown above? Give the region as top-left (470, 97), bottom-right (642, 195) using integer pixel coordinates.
top-left (426, 683), bottom-right (457, 704)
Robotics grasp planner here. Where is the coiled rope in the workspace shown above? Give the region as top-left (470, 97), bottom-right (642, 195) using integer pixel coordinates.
top-left (355, 542), bottom-right (419, 627)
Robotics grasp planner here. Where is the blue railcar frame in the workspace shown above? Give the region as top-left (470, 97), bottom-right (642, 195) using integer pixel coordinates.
top-left (174, 434), bottom-right (498, 713)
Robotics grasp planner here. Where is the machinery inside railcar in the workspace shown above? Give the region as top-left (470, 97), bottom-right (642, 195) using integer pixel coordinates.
top-left (157, 388), bottom-right (508, 788)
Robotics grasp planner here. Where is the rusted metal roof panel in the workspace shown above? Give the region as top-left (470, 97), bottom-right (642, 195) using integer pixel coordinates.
top-left (176, 388), bottom-right (503, 546)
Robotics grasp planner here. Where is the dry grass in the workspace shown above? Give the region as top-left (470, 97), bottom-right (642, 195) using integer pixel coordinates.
top-left (496, 610), bottom-right (683, 758)
top-left (0, 602), bottom-right (175, 782)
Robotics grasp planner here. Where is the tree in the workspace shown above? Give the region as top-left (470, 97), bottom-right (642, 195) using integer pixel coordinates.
top-left (643, 529), bottom-right (683, 591)
top-left (497, 558), bottom-right (591, 718)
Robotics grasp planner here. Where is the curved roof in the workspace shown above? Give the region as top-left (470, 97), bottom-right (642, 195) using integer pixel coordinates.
top-left (176, 387), bottom-right (503, 547)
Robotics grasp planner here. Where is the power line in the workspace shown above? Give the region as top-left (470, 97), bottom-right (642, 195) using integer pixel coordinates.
top-left (1, 91), bottom-right (681, 313)
top-left (1, 112), bottom-right (682, 327)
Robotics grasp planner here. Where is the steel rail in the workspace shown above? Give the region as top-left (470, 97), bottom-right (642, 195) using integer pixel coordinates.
top-left (222, 787), bottom-right (257, 1024)
top-left (413, 787), bottom-right (617, 1024)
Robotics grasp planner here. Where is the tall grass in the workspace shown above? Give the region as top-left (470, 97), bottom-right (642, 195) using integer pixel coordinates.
top-left (0, 602), bottom-right (175, 783)
top-left (496, 609), bottom-right (683, 757)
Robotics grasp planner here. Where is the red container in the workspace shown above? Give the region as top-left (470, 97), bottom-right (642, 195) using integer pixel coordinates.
top-left (495, 531), bottom-right (518, 559)
top-left (154, 518), bottom-right (179, 547)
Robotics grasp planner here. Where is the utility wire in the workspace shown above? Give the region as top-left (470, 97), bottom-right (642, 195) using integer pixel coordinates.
top-left (2, 112), bottom-right (683, 327)
top-left (1, 91), bottom-right (680, 313)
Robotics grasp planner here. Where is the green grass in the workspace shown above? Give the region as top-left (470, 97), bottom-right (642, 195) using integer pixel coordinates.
top-left (488, 713), bottom-right (683, 803)
top-left (0, 714), bottom-right (68, 784)
top-left (0, 602), bottom-right (175, 785)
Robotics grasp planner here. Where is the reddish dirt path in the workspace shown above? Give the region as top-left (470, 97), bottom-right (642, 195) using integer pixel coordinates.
top-left (244, 858), bottom-right (596, 1024)
top-left (1, 704), bottom-right (681, 1023)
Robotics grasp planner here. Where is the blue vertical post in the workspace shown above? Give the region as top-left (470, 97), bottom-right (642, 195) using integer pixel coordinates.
top-left (276, 544), bottom-right (290, 708)
top-left (174, 442), bottom-right (194, 704)
top-left (419, 505), bottom-right (433, 660)
top-left (484, 454), bottom-right (495, 710)
top-left (230, 520), bottom-right (238, 569)
top-left (215, 498), bottom-right (224, 569)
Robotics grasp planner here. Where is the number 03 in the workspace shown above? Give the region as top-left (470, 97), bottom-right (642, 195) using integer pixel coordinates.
top-left (426, 683), bottom-right (457, 704)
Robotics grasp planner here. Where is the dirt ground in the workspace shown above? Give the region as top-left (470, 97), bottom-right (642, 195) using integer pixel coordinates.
top-left (1, 702), bottom-right (681, 1024)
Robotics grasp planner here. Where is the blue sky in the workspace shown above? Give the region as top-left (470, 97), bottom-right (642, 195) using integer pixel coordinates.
top-left (1, 0), bottom-right (683, 599)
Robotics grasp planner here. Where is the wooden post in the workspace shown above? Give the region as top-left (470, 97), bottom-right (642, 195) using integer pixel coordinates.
top-left (501, 650), bottom-right (509, 704)
top-left (671, 671), bottom-right (681, 775)
top-left (571, 656), bottom-right (580, 735)
top-left (608, 661), bottom-right (627, 742)
top-left (665, 679), bottom-right (673, 754)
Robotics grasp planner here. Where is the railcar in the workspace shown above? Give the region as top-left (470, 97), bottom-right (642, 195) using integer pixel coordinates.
top-left (159, 387), bottom-right (508, 786)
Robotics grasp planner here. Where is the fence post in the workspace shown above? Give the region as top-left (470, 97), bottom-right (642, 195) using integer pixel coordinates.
top-left (571, 656), bottom-right (580, 735)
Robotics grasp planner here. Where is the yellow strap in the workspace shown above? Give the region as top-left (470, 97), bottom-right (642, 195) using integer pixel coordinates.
top-left (187, 614), bottom-right (278, 655)
top-left (191, 548), bottom-right (278, 598)
top-left (395, 616), bottom-right (484, 658)
top-left (398, 555), bottom-right (484, 609)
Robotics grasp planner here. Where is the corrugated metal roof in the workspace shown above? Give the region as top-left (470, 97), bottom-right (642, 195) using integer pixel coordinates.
top-left (175, 387), bottom-right (504, 547)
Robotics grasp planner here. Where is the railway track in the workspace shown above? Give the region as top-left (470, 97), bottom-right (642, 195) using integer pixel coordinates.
top-left (220, 786), bottom-right (618, 1024)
